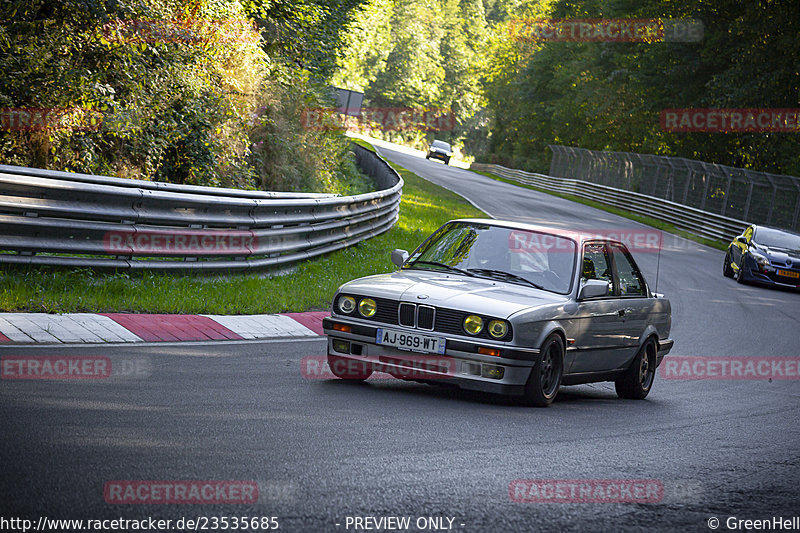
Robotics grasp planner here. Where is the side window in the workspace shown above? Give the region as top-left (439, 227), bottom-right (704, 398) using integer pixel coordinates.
top-left (582, 243), bottom-right (613, 291)
top-left (610, 245), bottom-right (646, 297)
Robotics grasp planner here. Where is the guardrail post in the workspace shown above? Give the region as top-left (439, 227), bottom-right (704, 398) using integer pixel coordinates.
top-left (766, 187), bottom-right (777, 225)
top-left (719, 167), bottom-right (733, 217)
top-left (548, 145), bottom-right (558, 177)
top-left (743, 180), bottom-right (754, 221)
top-left (699, 162), bottom-right (712, 211)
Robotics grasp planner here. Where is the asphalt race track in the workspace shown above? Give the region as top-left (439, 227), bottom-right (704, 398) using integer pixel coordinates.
top-left (2, 141), bottom-right (799, 533)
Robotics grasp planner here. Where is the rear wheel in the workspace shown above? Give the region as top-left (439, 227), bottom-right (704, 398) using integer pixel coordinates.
top-left (327, 354), bottom-right (372, 381)
top-left (723, 251), bottom-right (734, 278)
top-left (520, 334), bottom-right (564, 407)
top-left (615, 338), bottom-right (656, 399)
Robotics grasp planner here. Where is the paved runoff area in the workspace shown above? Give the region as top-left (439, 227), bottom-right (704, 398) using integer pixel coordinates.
top-left (0, 311), bottom-right (327, 344)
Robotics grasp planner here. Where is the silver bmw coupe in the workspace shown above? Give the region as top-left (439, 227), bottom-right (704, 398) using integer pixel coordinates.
top-left (322, 219), bottom-right (673, 406)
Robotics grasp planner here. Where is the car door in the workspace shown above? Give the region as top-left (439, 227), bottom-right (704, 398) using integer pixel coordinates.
top-left (607, 243), bottom-right (650, 369)
top-left (569, 242), bottom-right (628, 374)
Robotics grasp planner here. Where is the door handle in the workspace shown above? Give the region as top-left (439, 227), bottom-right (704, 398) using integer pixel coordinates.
top-left (618, 308), bottom-right (634, 317)
top-left (589, 312), bottom-right (618, 318)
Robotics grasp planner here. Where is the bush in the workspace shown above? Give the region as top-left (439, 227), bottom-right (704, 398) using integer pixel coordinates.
top-left (0, 0), bottom-right (371, 194)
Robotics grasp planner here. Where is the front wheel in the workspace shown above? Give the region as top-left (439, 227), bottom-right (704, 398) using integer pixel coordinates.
top-left (520, 334), bottom-right (564, 407)
top-left (327, 354), bottom-right (372, 381)
top-left (735, 257), bottom-right (748, 284)
top-left (615, 339), bottom-right (656, 399)
top-left (723, 251), bottom-right (734, 278)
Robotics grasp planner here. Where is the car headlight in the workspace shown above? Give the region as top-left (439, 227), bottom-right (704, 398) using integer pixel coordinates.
top-left (750, 252), bottom-right (769, 266)
top-left (358, 298), bottom-right (377, 318)
top-left (463, 315), bottom-right (483, 335)
top-left (337, 295), bottom-right (356, 314)
top-left (488, 320), bottom-right (508, 339)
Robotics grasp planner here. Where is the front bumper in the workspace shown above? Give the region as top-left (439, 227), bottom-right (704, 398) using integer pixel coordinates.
top-left (741, 256), bottom-right (800, 289)
top-left (427, 151), bottom-right (450, 162)
top-left (746, 269), bottom-right (800, 289)
top-left (322, 317), bottom-right (537, 396)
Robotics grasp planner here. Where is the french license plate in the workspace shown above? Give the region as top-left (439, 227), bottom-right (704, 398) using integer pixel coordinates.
top-left (777, 269), bottom-right (800, 279)
top-left (376, 328), bottom-right (446, 354)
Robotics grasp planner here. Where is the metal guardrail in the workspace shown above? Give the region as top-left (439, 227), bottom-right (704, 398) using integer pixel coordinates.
top-left (470, 162), bottom-right (746, 243)
top-left (0, 143), bottom-right (402, 271)
top-left (548, 145), bottom-right (800, 232)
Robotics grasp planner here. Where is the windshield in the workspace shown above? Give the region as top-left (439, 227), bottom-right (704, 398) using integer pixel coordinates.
top-left (405, 222), bottom-right (577, 294)
top-left (431, 140), bottom-right (451, 151)
top-left (754, 227), bottom-right (800, 251)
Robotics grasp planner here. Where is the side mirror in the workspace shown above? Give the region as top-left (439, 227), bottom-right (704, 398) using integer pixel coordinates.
top-left (736, 236), bottom-right (748, 244)
top-left (391, 249), bottom-right (409, 268)
top-left (579, 279), bottom-right (610, 299)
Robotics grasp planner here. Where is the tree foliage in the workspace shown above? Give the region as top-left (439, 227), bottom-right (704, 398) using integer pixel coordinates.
top-left (332, 0), bottom-right (488, 147)
top-left (334, 0), bottom-right (799, 175)
top-left (0, 0), bottom-right (370, 193)
top-left (480, 0), bottom-right (800, 175)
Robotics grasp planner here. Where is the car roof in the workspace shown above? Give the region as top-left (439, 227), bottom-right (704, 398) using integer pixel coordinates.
top-left (450, 218), bottom-right (629, 247)
top-left (752, 224), bottom-right (800, 238)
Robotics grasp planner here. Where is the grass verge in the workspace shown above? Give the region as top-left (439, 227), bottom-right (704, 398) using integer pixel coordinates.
top-left (473, 170), bottom-right (729, 251)
top-left (0, 150), bottom-right (483, 314)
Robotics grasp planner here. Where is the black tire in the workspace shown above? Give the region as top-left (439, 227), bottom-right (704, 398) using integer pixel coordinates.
top-left (520, 334), bottom-right (564, 407)
top-left (723, 251), bottom-right (734, 278)
top-left (327, 354), bottom-right (372, 381)
top-left (425, 154), bottom-right (430, 160)
top-left (735, 257), bottom-right (748, 284)
top-left (445, 157), bottom-right (450, 165)
top-left (615, 338), bottom-right (657, 399)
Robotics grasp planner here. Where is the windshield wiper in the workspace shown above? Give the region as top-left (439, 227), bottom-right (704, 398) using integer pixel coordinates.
top-left (409, 260), bottom-right (476, 277)
top-left (467, 268), bottom-right (545, 290)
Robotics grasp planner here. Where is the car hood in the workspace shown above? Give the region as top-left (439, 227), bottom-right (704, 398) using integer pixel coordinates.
top-left (338, 270), bottom-right (568, 318)
top-left (754, 245), bottom-right (800, 264)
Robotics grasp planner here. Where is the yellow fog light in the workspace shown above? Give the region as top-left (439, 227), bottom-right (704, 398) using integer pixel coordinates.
top-left (337, 295), bottom-right (356, 314)
top-left (332, 339), bottom-right (350, 354)
top-left (463, 315), bottom-right (483, 335)
top-left (358, 298), bottom-right (377, 317)
top-left (482, 364), bottom-right (505, 379)
top-left (488, 320), bottom-right (508, 339)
